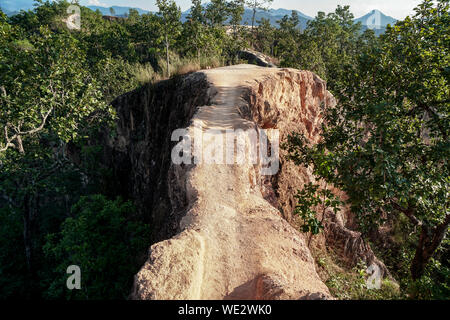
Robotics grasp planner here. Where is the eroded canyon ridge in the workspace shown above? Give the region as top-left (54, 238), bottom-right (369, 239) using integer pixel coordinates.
top-left (104, 64), bottom-right (388, 300)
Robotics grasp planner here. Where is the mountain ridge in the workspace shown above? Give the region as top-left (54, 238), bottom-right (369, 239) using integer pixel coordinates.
top-left (355, 9), bottom-right (397, 35)
top-left (89, 5), bottom-right (398, 32)
top-left (0, 1), bottom-right (397, 32)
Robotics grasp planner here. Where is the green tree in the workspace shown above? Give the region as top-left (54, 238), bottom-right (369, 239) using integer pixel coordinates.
top-left (228, 0), bottom-right (245, 38)
top-left (255, 17), bottom-right (275, 55)
top-left (0, 8), bottom-right (6, 21)
top-left (0, 26), bottom-right (110, 154)
top-left (156, 0), bottom-right (182, 77)
top-left (298, 6), bottom-right (362, 85)
top-left (123, 12), bottom-right (162, 65)
top-left (275, 11), bottom-right (301, 67)
top-left (9, 0), bottom-right (71, 33)
top-left (245, 0), bottom-right (273, 40)
top-left (205, 0), bottom-right (229, 27)
top-left (127, 8), bottom-right (140, 23)
top-left (245, 0), bottom-right (273, 29)
top-left (0, 19), bottom-right (114, 297)
top-left (189, 0), bottom-right (205, 25)
top-left (293, 183), bottom-right (343, 246)
top-left (285, 0), bottom-right (449, 284)
top-left (44, 195), bottom-right (150, 299)
top-left (182, 0), bottom-right (207, 59)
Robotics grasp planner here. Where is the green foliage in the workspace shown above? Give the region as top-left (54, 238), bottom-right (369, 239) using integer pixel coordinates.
top-left (261, 5), bottom-right (377, 85)
top-left (304, 6), bottom-right (363, 85)
top-left (228, 0), bottom-right (245, 28)
top-left (44, 195), bottom-right (150, 299)
top-left (0, 25), bottom-right (112, 152)
top-left (0, 9), bottom-right (6, 21)
top-left (0, 1), bottom-right (239, 299)
top-left (205, 0), bottom-right (230, 27)
top-left (372, 221), bottom-right (450, 300)
top-left (275, 11), bottom-right (302, 68)
top-left (9, 0), bottom-right (70, 33)
top-left (156, 0), bottom-right (182, 77)
top-left (285, 0), bottom-right (449, 295)
top-left (255, 18), bottom-right (275, 55)
top-left (313, 252), bottom-right (402, 300)
top-left (93, 56), bottom-right (140, 102)
top-left (325, 261), bottom-right (402, 300)
top-left (293, 183), bottom-right (343, 235)
top-left (406, 255), bottom-right (450, 300)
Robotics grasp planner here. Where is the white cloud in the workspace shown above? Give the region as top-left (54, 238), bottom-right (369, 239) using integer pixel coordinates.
top-left (88, 0), bottom-right (107, 6)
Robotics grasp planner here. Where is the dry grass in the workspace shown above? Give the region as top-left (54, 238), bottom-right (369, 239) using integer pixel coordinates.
top-left (175, 60), bottom-right (201, 75)
top-left (129, 54), bottom-right (226, 86)
top-left (198, 56), bottom-right (223, 70)
top-left (158, 54), bottom-right (225, 78)
top-left (131, 63), bottom-right (159, 85)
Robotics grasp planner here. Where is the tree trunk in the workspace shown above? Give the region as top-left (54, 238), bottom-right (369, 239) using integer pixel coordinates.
top-left (251, 7), bottom-right (256, 47)
top-left (23, 194), bottom-right (33, 273)
top-left (165, 34), bottom-right (170, 78)
top-left (411, 215), bottom-right (450, 280)
top-left (196, 31), bottom-right (200, 61)
top-left (16, 135), bottom-right (25, 154)
top-left (23, 192), bottom-right (40, 297)
top-left (251, 8), bottom-right (256, 30)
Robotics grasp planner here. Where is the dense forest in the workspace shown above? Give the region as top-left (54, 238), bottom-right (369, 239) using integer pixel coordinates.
top-left (0, 0), bottom-right (448, 300)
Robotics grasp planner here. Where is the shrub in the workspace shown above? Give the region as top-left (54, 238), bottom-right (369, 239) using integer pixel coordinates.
top-left (157, 52), bottom-right (224, 79)
top-left (44, 195), bottom-right (150, 300)
top-left (94, 56), bottom-right (140, 102)
top-left (324, 260), bottom-right (402, 300)
top-left (131, 62), bottom-right (158, 85)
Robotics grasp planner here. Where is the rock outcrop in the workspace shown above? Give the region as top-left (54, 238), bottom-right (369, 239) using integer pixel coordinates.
top-left (242, 70), bottom-right (390, 278)
top-left (104, 73), bottom-right (210, 242)
top-left (105, 64), bottom-right (387, 300)
top-left (238, 50), bottom-right (278, 68)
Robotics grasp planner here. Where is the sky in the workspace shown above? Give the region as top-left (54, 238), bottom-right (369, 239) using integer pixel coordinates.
top-left (80, 0), bottom-right (423, 20)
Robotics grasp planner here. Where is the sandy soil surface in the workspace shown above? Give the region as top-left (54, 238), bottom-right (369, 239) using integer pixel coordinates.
top-left (131, 65), bottom-right (331, 300)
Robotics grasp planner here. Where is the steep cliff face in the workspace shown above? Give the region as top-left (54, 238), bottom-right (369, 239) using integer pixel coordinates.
top-left (105, 73), bottom-right (210, 242)
top-left (242, 70), bottom-right (390, 278)
top-left (106, 64), bottom-right (387, 300)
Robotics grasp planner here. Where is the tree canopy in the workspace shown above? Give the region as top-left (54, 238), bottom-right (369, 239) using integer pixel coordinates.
top-left (285, 0), bottom-right (449, 297)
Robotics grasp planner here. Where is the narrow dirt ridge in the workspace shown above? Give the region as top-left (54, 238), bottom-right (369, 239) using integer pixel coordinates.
top-left (131, 65), bottom-right (331, 300)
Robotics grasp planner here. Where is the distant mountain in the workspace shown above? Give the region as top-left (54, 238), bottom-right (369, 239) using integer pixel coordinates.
top-left (0, 1), bottom-right (150, 17)
top-left (87, 5), bottom-right (149, 17)
top-left (180, 7), bottom-right (312, 30)
top-left (0, 0), bottom-right (35, 14)
top-left (239, 8), bottom-right (312, 29)
top-left (355, 9), bottom-right (397, 26)
top-left (0, 1), bottom-right (398, 35)
top-left (355, 9), bottom-right (397, 35)
top-left (82, 5), bottom-right (313, 30)
top-left (1, 9), bottom-right (18, 16)
top-left (267, 8), bottom-right (312, 20)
